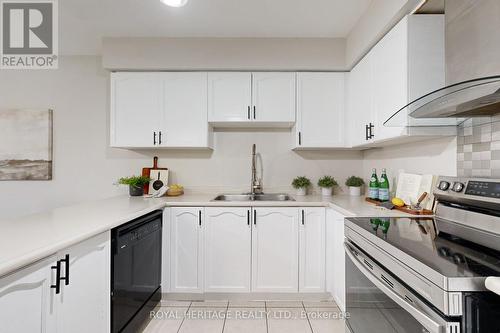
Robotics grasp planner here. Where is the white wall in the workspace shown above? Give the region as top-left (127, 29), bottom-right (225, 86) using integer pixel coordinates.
top-left (0, 56), bottom-right (363, 219)
top-left (362, 137), bottom-right (457, 190)
top-left (102, 37), bottom-right (347, 71)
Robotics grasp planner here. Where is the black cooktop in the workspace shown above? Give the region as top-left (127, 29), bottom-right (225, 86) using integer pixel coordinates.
top-left (346, 216), bottom-right (500, 278)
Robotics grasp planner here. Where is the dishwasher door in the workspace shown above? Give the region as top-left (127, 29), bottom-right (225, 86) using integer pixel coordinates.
top-left (111, 210), bottom-right (162, 333)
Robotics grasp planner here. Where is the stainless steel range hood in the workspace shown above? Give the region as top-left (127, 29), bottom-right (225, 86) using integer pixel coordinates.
top-left (384, 76), bottom-right (500, 128)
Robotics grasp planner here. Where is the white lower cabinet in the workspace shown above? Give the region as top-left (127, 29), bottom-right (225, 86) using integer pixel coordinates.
top-left (299, 207), bottom-right (326, 292)
top-left (0, 255), bottom-right (57, 333)
top-left (204, 207), bottom-right (252, 292)
top-left (170, 207), bottom-right (204, 293)
top-left (0, 232), bottom-right (110, 333)
top-left (326, 208), bottom-right (346, 311)
top-left (252, 207), bottom-right (299, 292)
top-left (56, 231), bottom-right (110, 333)
top-left (168, 206), bottom-right (329, 295)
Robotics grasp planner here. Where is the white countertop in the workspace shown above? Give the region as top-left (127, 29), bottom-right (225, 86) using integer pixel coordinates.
top-left (0, 193), bottom-right (415, 278)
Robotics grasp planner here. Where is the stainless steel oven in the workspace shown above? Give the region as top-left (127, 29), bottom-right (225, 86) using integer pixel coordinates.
top-left (344, 176), bottom-right (500, 333)
top-left (345, 240), bottom-right (459, 333)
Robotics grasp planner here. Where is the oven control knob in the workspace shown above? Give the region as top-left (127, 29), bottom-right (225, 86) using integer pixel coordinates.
top-left (452, 182), bottom-right (465, 193)
top-left (438, 181), bottom-right (450, 191)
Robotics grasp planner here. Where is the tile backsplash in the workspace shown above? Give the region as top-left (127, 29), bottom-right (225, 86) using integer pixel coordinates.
top-left (457, 119), bottom-right (500, 178)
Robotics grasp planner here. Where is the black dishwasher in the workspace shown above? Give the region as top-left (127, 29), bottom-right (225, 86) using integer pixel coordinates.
top-left (111, 210), bottom-right (162, 333)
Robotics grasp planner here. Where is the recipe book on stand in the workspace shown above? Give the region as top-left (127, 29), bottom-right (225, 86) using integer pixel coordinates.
top-left (395, 173), bottom-right (438, 210)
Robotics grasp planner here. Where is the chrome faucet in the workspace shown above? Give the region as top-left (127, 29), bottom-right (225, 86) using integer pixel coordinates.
top-left (251, 144), bottom-right (263, 194)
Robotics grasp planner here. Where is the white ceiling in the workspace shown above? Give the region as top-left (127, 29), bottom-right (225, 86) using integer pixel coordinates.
top-left (59, 0), bottom-right (372, 54)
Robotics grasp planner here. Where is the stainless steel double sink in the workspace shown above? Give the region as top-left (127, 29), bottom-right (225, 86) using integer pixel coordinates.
top-left (212, 193), bottom-right (295, 202)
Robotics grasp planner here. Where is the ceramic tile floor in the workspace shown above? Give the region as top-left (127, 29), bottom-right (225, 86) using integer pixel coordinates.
top-left (143, 300), bottom-right (349, 333)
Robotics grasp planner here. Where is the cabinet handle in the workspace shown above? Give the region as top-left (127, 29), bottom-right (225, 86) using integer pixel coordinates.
top-left (153, 131), bottom-right (157, 145)
top-left (365, 125), bottom-right (369, 141)
top-left (253, 106), bottom-right (256, 119)
top-left (253, 210), bottom-right (257, 226)
top-left (199, 210), bottom-right (202, 226)
top-left (248, 106), bottom-right (251, 120)
top-left (60, 254), bottom-right (69, 286)
top-left (298, 132), bottom-right (302, 145)
top-left (369, 123), bottom-right (375, 139)
top-left (51, 260), bottom-right (61, 294)
top-left (301, 210), bottom-right (305, 225)
top-left (247, 210), bottom-right (250, 226)
top-left (158, 131), bottom-right (162, 145)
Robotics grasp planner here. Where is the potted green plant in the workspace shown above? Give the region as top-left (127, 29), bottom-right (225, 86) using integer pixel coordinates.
top-left (318, 176), bottom-right (337, 196)
top-left (118, 175), bottom-right (151, 197)
top-left (292, 176), bottom-right (312, 196)
top-left (345, 176), bottom-right (365, 196)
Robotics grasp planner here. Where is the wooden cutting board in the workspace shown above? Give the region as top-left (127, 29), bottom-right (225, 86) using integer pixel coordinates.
top-left (142, 156), bottom-right (168, 194)
top-left (365, 197), bottom-right (433, 215)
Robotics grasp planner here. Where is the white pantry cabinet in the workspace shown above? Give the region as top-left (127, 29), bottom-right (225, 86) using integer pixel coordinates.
top-left (0, 256), bottom-right (57, 333)
top-left (326, 208), bottom-right (346, 311)
top-left (252, 207), bottom-right (299, 292)
top-left (111, 72), bottom-right (213, 148)
top-left (294, 73), bottom-right (345, 148)
top-left (56, 231), bottom-right (110, 333)
top-left (0, 232), bottom-right (110, 333)
top-left (299, 207), bottom-right (326, 292)
top-left (170, 207), bottom-right (204, 293)
top-left (208, 72), bottom-right (296, 127)
top-left (347, 14), bottom-right (451, 147)
top-left (204, 207), bottom-right (252, 292)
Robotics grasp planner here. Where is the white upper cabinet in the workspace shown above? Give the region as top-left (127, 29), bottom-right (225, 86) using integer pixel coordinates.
top-left (0, 256), bottom-right (57, 333)
top-left (294, 73), bottom-right (345, 148)
top-left (347, 55), bottom-right (374, 147)
top-left (208, 72), bottom-right (252, 123)
top-left (251, 207), bottom-right (299, 292)
top-left (170, 207), bottom-right (204, 293)
top-left (252, 72), bottom-right (296, 124)
top-left (162, 72), bottom-right (212, 148)
top-left (299, 208), bottom-right (326, 293)
top-left (347, 14), bottom-right (447, 147)
top-left (111, 72), bottom-right (213, 148)
top-left (56, 232), bottom-right (110, 333)
top-left (204, 207), bottom-right (252, 292)
top-left (208, 72), bottom-right (296, 127)
top-left (111, 72), bottom-right (163, 148)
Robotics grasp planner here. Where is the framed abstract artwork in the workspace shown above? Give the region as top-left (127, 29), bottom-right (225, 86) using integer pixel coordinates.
top-left (0, 109), bottom-right (53, 180)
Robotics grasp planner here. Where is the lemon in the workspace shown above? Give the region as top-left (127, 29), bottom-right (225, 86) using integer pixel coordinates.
top-left (391, 197), bottom-right (405, 207)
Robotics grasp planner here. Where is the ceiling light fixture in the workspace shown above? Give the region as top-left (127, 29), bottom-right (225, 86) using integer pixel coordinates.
top-left (160, 0), bottom-right (188, 7)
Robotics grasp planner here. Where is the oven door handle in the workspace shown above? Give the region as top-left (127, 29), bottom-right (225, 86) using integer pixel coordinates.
top-left (485, 277), bottom-right (500, 296)
top-left (344, 243), bottom-right (459, 333)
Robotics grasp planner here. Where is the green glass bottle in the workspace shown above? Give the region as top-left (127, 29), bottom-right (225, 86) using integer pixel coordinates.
top-left (368, 168), bottom-right (379, 200)
top-left (378, 168), bottom-right (390, 202)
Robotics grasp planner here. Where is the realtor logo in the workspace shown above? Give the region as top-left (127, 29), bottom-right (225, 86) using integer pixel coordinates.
top-left (1, 0), bottom-right (58, 69)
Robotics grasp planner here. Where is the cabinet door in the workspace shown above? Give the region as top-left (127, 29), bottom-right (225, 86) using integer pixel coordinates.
top-left (111, 72), bottom-right (163, 147)
top-left (0, 256), bottom-right (56, 333)
top-left (252, 72), bottom-right (296, 124)
top-left (56, 231), bottom-right (110, 333)
top-left (162, 72), bottom-right (211, 148)
top-left (204, 207), bottom-right (251, 292)
top-left (252, 207), bottom-right (299, 292)
top-left (328, 209), bottom-right (346, 312)
top-left (371, 17), bottom-right (408, 142)
top-left (299, 208), bottom-right (326, 293)
top-left (347, 55), bottom-right (374, 147)
top-left (295, 73), bottom-right (345, 148)
top-left (170, 207), bottom-right (204, 293)
top-left (208, 72), bottom-right (252, 122)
